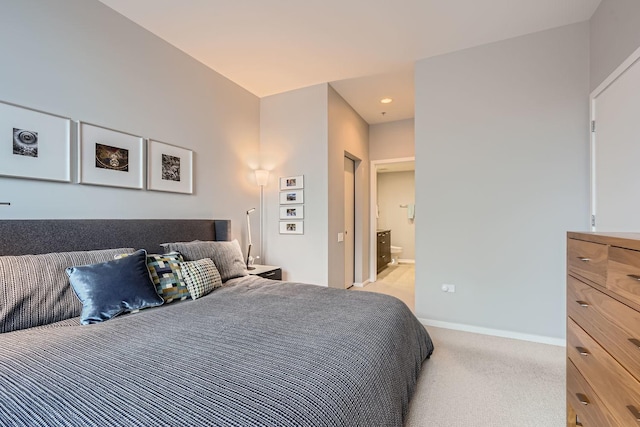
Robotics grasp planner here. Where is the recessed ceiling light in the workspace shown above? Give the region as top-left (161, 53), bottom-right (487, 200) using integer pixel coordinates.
top-left (380, 98), bottom-right (393, 104)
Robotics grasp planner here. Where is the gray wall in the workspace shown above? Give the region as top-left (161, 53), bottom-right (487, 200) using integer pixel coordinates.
top-left (415, 22), bottom-right (590, 339)
top-left (369, 119), bottom-right (415, 160)
top-left (260, 85), bottom-right (369, 287)
top-left (0, 0), bottom-right (260, 243)
top-left (327, 86), bottom-right (370, 287)
top-left (260, 84), bottom-right (329, 284)
top-left (590, 0), bottom-right (640, 91)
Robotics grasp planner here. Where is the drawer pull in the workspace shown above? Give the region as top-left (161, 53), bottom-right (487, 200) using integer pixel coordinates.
top-left (576, 300), bottom-right (590, 308)
top-left (629, 338), bottom-right (640, 349)
top-left (627, 274), bottom-right (640, 281)
top-left (576, 346), bottom-right (590, 356)
top-left (263, 272), bottom-right (276, 277)
top-left (576, 393), bottom-right (590, 405)
top-left (627, 405), bottom-right (640, 421)
top-left (577, 257), bottom-right (591, 262)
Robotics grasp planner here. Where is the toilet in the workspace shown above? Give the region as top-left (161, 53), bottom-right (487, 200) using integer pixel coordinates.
top-left (390, 245), bottom-right (403, 265)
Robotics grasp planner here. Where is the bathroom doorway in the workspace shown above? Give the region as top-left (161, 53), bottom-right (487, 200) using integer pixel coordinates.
top-left (361, 157), bottom-right (415, 310)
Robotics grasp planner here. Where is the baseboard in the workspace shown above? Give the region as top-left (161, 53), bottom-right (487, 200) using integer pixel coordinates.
top-left (352, 280), bottom-right (370, 288)
top-left (398, 258), bottom-right (415, 264)
top-left (418, 318), bottom-right (566, 347)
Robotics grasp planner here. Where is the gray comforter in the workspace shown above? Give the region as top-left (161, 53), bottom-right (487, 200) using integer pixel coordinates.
top-left (0, 276), bottom-right (433, 426)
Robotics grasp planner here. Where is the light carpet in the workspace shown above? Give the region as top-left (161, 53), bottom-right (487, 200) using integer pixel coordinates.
top-left (406, 326), bottom-right (566, 427)
top-left (352, 264), bottom-right (565, 426)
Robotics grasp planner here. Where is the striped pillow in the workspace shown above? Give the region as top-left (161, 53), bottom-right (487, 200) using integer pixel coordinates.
top-left (0, 248), bottom-right (135, 333)
top-left (180, 258), bottom-right (222, 300)
top-left (163, 239), bottom-right (247, 282)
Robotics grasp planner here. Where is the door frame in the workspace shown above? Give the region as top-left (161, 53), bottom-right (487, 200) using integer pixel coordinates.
top-left (590, 45), bottom-right (640, 231)
top-left (344, 155), bottom-right (355, 288)
top-left (369, 156), bottom-right (415, 282)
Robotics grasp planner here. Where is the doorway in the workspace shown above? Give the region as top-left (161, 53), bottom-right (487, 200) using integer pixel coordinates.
top-left (362, 157), bottom-right (415, 310)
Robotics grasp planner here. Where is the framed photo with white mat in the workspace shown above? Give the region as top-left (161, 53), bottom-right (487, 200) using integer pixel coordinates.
top-left (77, 122), bottom-right (144, 190)
top-left (0, 101), bottom-right (71, 182)
top-left (147, 139), bottom-right (193, 194)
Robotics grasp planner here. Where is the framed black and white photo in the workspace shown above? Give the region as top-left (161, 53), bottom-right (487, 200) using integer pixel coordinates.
top-left (147, 139), bottom-right (193, 194)
top-left (280, 205), bottom-right (304, 219)
top-left (280, 175), bottom-right (303, 190)
top-left (279, 189), bottom-right (303, 204)
top-left (78, 122), bottom-right (144, 189)
top-left (0, 101), bottom-right (71, 182)
top-left (279, 220), bottom-right (304, 235)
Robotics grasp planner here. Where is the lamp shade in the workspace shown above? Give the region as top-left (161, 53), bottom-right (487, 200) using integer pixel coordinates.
top-left (255, 169), bottom-right (269, 187)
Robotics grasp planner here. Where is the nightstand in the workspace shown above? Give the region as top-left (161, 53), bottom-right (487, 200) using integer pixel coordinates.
top-left (248, 265), bottom-right (282, 280)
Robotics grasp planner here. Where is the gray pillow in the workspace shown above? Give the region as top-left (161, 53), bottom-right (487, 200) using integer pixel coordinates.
top-left (0, 248), bottom-right (135, 333)
top-left (162, 239), bottom-right (247, 282)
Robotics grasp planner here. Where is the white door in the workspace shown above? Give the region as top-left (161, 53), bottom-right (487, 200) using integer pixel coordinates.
top-left (592, 50), bottom-right (640, 231)
top-left (344, 157), bottom-right (355, 288)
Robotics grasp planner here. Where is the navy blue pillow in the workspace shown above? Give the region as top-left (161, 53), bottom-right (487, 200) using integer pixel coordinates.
top-left (66, 249), bottom-right (164, 324)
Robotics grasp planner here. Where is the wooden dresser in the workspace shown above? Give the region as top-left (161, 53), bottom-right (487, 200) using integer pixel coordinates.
top-left (567, 232), bottom-right (640, 426)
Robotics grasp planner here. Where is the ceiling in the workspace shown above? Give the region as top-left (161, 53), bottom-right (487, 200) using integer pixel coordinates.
top-left (99, 0), bottom-right (601, 124)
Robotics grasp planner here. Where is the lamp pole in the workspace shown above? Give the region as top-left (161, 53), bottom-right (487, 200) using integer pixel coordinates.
top-left (246, 208), bottom-right (256, 270)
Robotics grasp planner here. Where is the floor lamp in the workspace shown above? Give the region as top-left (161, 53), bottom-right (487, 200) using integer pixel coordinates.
top-left (255, 169), bottom-right (269, 264)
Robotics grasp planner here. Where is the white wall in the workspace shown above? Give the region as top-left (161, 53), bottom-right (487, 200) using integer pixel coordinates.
top-left (590, 0), bottom-right (640, 91)
top-left (377, 171), bottom-right (415, 260)
top-left (327, 86), bottom-right (370, 287)
top-left (0, 0), bottom-right (260, 243)
top-left (415, 22), bottom-right (590, 340)
top-left (369, 119), bottom-right (414, 161)
top-left (260, 84), bottom-right (329, 284)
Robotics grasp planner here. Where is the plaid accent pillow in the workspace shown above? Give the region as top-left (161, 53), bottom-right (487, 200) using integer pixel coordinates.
top-left (116, 252), bottom-right (189, 303)
top-left (180, 258), bottom-right (222, 300)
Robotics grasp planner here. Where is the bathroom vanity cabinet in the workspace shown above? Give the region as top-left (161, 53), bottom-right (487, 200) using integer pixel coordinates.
top-left (377, 229), bottom-right (391, 273)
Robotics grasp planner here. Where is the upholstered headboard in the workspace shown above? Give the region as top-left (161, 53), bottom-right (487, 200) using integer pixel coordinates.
top-left (0, 219), bottom-right (231, 256)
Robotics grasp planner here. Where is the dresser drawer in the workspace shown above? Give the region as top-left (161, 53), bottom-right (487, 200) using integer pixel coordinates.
top-left (568, 239), bottom-right (608, 286)
top-left (607, 246), bottom-right (640, 306)
top-left (567, 318), bottom-right (640, 426)
top-left (568, 276), bottom-right (640, 383)
top-left (567, 359), bottom-right (618, 427)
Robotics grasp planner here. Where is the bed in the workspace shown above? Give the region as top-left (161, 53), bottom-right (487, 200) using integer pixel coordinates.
top-left (0, 219), bottom-right (433, 427)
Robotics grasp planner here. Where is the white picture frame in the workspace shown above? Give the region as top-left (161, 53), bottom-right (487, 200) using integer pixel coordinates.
top-left (280, 175), bottom-right (304, 190)
top-left (279, 220), bottom-right (304, 235)
top-left (147, 139), bottom-right (193, 194)
top-left (279, 189), bottom-right (304, 204)
top-left (0, 101), bottom-right (71, 182)
top-left (280, 205), bottom-right (304, 219)
top-left (78, 122), bottom-right (144, 190)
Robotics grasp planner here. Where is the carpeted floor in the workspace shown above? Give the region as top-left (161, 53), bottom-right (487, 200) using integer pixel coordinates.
top-left (353, 264), bottom-right (565, 426)
top-left (405, 326), bottom-right (566, 426)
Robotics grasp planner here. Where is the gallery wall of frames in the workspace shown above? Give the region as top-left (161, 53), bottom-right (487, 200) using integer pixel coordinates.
top-left (279, 175), bottom-right (304, 235)
top-left (0, 100), bottom-right (193, 194)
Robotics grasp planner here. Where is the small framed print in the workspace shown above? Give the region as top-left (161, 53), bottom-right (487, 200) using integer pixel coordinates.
top-left (280, 175), bottom-right (303, 190)
top-left (280, 205), bottom-right (304, 219)
top-left (280, 220), bottom-right (304, 235)
top-left (147, 139), bottom-right (193, 194)
top-left (78, 122), bottom-right (144, 190)
top-left (279, 189), bottom-right (303, 204)
top-left (0, 101), bottom-right (71, 182)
